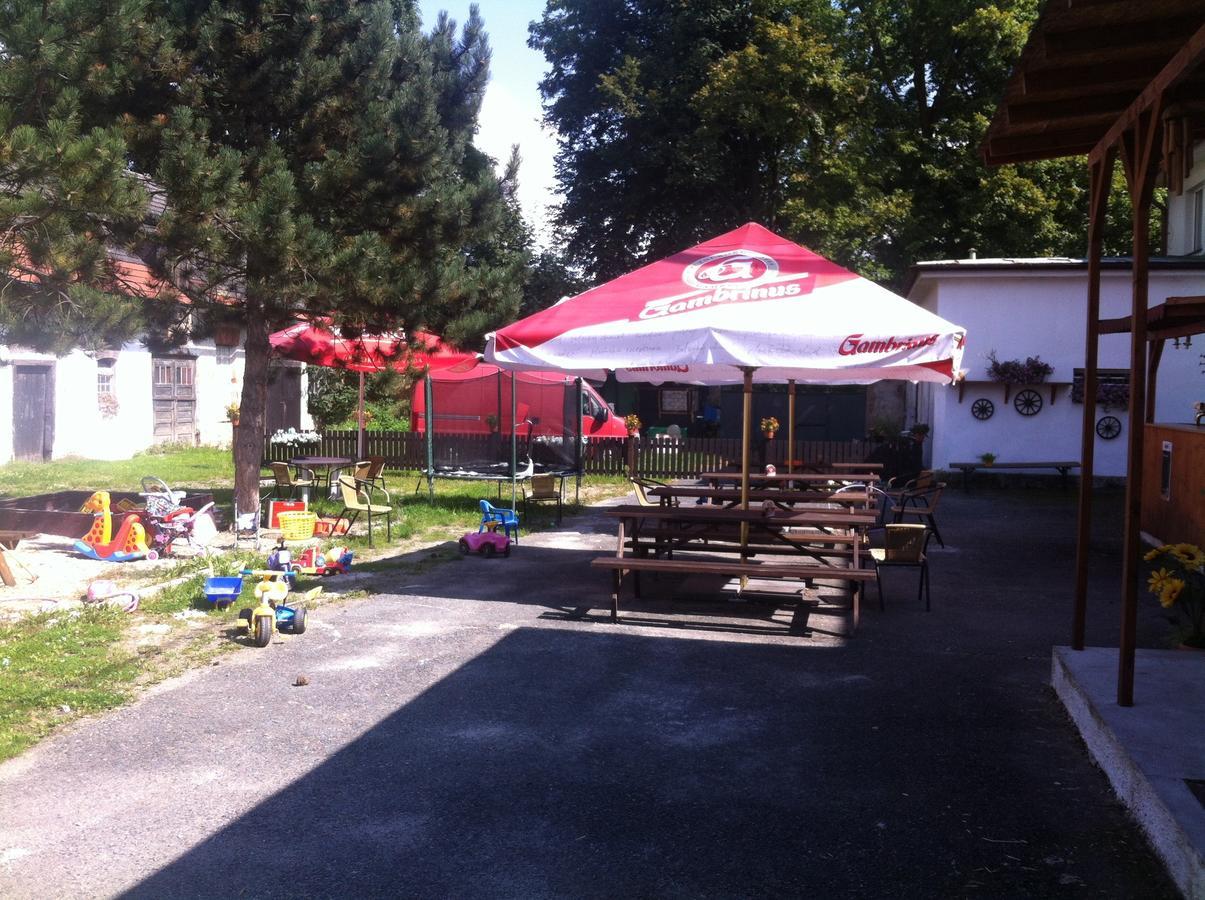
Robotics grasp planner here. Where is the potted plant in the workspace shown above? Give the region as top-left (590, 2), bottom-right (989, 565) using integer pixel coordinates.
top-left (225, 402), bottom-right (240, 426)
top-left (979, 452), bottom-right (997, 467)
top-left (624, 413), bottom-right (642, 437)
top-left (760, 416), bottom-right (779, 439)
top-left (867, 416), bottom-right (902, 442)
top-left (1146, 543), bottom-right (1205, 649)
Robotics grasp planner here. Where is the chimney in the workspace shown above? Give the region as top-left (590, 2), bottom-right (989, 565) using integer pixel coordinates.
top-left (968, 247), bottom-right (978, 260)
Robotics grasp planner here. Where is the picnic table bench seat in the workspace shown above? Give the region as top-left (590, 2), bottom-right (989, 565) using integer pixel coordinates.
top-left (591, 555), bottom-right (875, 626)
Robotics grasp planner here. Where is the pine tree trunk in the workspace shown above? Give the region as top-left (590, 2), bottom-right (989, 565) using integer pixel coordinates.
top-left (233, 305), bottom-right (271, 517)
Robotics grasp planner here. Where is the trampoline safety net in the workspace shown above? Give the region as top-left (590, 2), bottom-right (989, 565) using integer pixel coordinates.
top-left (412, 365), bottom-right (584, 478)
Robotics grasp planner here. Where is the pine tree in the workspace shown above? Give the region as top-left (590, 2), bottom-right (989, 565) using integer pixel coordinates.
top-left (0, 0), bottom-right (155, 351)
top-left (119, 1), bottom-right (527, 511)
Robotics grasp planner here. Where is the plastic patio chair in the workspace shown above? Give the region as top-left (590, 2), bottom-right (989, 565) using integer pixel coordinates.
top-left (523, 474), bottom-right (563, 524)
top-left (335, 475), bottom-right (393, 547)
top-left (869, 524), bottom-right (932, 611)
top-left (479, 499), bottom-right (520, 542)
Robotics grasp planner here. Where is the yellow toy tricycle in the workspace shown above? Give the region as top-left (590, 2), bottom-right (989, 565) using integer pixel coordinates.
top-left (237, 570), bottom-right (318, 647)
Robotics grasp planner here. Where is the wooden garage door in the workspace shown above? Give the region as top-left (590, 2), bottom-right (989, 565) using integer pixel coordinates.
top-left (266, 365), bottom-right (302, 434)
top-left (152, 356), bottom-right (197, 445)
top-left (12, 364), bottom-right (54, 461)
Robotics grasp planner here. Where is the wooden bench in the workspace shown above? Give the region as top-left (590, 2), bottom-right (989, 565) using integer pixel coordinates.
top-left (630, 527), bottom-right (864, 561)
top-left (948, 460), bottom-right (1080, 491)
top-left (591, 556), bottom-right (876, 630)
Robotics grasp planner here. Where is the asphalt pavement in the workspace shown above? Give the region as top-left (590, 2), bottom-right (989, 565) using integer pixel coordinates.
top-left (0, 484), bottom-right (1180, 898)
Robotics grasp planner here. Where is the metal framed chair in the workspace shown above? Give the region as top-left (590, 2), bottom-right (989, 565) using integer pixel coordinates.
top-left (268, 461), bottom-right (316, 501)
top-left (479, 500), bottom-right (520, 541)
top-left (335, 475), bottom-right (393, 547)
top-left (893, 482), bottom-right (945, 548)
top-left (355, 456), bottom-right (387, 491)
top-left (869, 524), bottom-right (932, 611)
top-left (524, 473), bottom-right (563, 524)
top-left (630, 476), bottom-right (676, 507)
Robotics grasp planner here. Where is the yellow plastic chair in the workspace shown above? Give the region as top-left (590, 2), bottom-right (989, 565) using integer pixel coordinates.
top-left (335, 475), bottom-right (393, 547)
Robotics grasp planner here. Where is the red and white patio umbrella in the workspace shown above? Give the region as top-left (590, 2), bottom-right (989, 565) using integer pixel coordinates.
top-left (485, 222), bottom-right (966, 538)
top-left (270, 322), bottom-right (476, 457)
top-left (486, 222), bottom-right (964, 385)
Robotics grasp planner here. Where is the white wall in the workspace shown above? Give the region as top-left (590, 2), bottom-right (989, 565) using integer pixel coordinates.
top-left (0, 355), bottom-right (11, 462)
top-left (1167, 141), bottom-right (1205, 256)
top-left (911, 267), bottom-right (1205, 477)
top-left (1, 334), bottom-right (251, 462)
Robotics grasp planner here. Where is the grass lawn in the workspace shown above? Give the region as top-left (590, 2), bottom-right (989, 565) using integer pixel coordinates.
top-left (0, 446), bottom-right (632, 762)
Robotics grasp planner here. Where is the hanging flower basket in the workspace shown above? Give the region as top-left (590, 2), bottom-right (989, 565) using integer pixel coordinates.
top-left (987, 352), bottom-right (1053, 403)
top-left (760, 416), bottom-right (779, 438)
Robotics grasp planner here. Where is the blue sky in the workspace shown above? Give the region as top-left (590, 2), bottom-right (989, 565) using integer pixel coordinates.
top-left (418, 1), bottom-right (558, 243)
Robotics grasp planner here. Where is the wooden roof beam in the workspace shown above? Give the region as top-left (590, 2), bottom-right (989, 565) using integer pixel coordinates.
top-left (1089, 23), bottom-right (1205, 165)
top-left (1023, 56), bottom-right (1172, 94)
top-left (1042, 18), bottom-right (1202, 57)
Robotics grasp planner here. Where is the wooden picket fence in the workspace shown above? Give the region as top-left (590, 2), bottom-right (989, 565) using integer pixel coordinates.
top-left (266, 431), bottom-right (878, 479)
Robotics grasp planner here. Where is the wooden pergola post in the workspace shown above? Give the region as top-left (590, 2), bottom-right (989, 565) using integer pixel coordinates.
top-left (1072, 149), bottom-right (1115, 651)
top-left (1114, 101), bottom-right (1164, 707)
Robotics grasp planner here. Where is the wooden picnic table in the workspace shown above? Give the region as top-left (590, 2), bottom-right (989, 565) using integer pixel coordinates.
top-left (698, 470), bottom-right (880, 485)
top-left (648, 485), bottom-right (874, 509)
top-left (593, 504), bottom-right (876, 631)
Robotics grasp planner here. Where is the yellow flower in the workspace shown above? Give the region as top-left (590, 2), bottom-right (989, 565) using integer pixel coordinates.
top-left (1144, 547), bottom-right (1166, 563)
top-left (1170, 544), bottom-right (1205, 570)
top-left (1148, 567), bottom-right (1175, 596)
top-left (1159, 579), bottom-right (1185, 608)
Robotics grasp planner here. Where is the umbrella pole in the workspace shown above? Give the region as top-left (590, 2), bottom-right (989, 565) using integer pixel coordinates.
top-left (424, 373), bottom-right (434, 500)
top-left (740, 368), bottom-right (753, 570)
top-left (357, 371), bottom-right (366, 460)
top-left (511, 373), bottom-right (518, 513)
top-left (575, 377), bottom-right (584, 505)
top-left (787, 379), bottom-right (795, 475)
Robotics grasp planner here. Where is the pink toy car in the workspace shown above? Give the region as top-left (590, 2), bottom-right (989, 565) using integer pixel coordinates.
top-left (459, 531), bottom-right (511, 558)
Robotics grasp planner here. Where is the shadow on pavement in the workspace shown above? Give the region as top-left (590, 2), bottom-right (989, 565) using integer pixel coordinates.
top-left (124, 623), bottom-right (1175, 899)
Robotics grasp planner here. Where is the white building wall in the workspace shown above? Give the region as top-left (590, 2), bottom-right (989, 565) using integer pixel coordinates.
top-left (0, 333), bottom-right (261, 462)
top-left (0, 356), bottom-right (11, 462)
top-left (1167, 142), bottom-right (1205, 256)
top-left (911, 267), bottom-right (1204, 478)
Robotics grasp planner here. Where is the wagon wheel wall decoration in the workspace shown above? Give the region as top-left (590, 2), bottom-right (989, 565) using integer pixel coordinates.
top-left (971, 398), bottom-right (994, 420)
top-left (1096, 415), bottom-right (1122, 440)
top-left (1013, 389), bottom-right (1043, 416)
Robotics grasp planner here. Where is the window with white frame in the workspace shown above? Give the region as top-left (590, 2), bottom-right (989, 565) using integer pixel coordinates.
top-left (1192, 186), bottom-right (1204, 254)
top-left (97, 358), bottom-right (118, 417)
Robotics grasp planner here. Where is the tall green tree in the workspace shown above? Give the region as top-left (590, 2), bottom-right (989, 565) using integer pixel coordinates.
top-left (532, 0), bottom-right (851, 280)
top-left (532, 0), bottom-right (1154, 289)
top-left (0, 0), bottom-right (157, 351)
top-left (125, 2), bottom-right (525, 509)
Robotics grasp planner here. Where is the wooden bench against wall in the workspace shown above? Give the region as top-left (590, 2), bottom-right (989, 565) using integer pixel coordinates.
top-left (948, 461), bottom-right (1079, 491)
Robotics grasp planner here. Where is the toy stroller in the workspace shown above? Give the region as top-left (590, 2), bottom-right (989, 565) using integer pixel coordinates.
top-left (139, 476), bottom-right (217, 558)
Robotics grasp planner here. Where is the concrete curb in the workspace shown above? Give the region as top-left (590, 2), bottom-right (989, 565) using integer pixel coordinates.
top-left (1052, 646), bottom-right (1205, 899)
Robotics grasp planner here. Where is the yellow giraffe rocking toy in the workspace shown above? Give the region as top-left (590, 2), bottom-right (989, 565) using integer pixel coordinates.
top-left (74, 491), bottom-right (150, 562)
